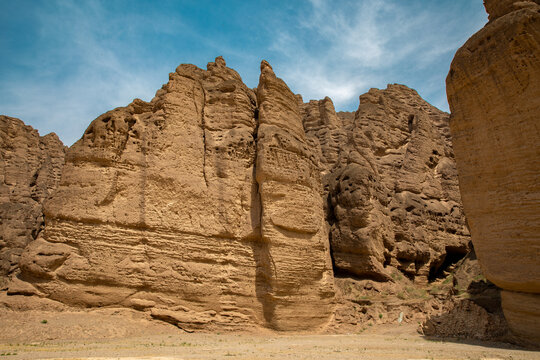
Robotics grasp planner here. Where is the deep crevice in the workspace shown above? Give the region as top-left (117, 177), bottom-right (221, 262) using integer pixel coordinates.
top-left (428, 246), bottom-right (468, 282)
top-left (250, 101), bottom-right (278, 329)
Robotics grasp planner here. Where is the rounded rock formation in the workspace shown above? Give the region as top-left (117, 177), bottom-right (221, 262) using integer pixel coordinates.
top-left (447, 0), bottom-right (540, 345)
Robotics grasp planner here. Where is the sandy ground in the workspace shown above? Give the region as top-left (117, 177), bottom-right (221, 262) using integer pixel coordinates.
top-left (0, 296), bottom-right (537, 360)
top-left (1, 331), bottom-right (538, 360)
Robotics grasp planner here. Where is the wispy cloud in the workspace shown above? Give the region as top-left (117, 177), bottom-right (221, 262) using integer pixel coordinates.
top-left (1, 0), bottom-right (486, 144)
top-left (266, 0), bottom-right (486, 111)
top-left (1, 0), bottom-right (177, 145)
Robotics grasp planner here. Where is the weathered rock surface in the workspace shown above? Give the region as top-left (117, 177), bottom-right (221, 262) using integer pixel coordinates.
top-left (301, 85), bottom-right (470, 284)
top-left (447, 0), bottom-right (540, 344)
top-left (256, 61), bottom-right (334, 330)
top-left (2, 53), bottom-right (474, 333)
top-left (422, 251), bottom-right (510, 342)
top-left (0, 116), bottom-right (65, 288)
top-left (484, 0), bottom-right (540, 21)
top-left (16, 57), bottom-right (334, 331)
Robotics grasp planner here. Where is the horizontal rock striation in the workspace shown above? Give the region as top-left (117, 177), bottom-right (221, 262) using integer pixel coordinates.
top-left (256, 61), bottom-right (334, 330)
top-left (447, 0), bottom-right (540, 344)
top-left (0, 116), bottom-right (65, 289)
top-left (17, 57), bottom-right (334, 331)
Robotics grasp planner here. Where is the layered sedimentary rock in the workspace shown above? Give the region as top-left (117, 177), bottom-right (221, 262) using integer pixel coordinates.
top-left (0, 116), bottom-right (65, 288)
top-left (16, 57), bottom-right (334, 331)
top-left (301, 85), bottom-right (470, 283)
top-left (446, 0), bottom-right (540, 344)
top-left (256, 61), bottom-right (334, 330)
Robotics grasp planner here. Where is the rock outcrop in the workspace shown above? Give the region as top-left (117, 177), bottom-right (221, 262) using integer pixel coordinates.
top-left (0, 116), bottom-right (65, 289)
top-left (2, 53), bottom-right (473, 333)
top-left (16, 57), bottom-right (334, 331)
top-left (447, 0), bottom-right (540, 345)
top-left (255, 61), bottom-right (334, 330)
top-left (301, 85), bottom-right (470, 284)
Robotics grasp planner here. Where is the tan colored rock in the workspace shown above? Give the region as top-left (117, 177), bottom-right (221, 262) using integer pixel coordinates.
top-left (301, 86), bottom-right (470, 283)
top-left (501, 291), bottom-right (540, 344)
top-left (299, 96), bottom-right (347, 174)
top-left (447, 0), bottom-right (540, 344)
top-left (255, 61), bottom-right (334, 330)
top-left (17, 57), bottom-right (334, 331)
top-left (0, 116), bottom-right (65, 288)
top-left (484, 0), bottom-right (540, 21)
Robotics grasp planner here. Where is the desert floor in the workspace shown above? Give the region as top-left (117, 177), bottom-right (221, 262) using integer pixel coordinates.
top-left (0, 306), bottom-right (538, 360)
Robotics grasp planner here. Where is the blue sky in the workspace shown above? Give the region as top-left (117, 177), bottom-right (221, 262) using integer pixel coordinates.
top-left (0, 0), bottom-right (487, 146)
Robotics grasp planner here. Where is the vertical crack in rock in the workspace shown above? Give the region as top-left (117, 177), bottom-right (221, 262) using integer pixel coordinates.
top-left (198, 81), bottom-right (208, 188)
top-left (181, 75), bottom-right (208, 188)
top-left (249, 103), bottom-right (277, 326)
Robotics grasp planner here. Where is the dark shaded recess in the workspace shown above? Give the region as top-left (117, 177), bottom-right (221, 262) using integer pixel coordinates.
top-left (407, 114), bottom-right (415, 132)
top-left (29, 171), bottom-right (39, 188)
top-left (333, 266), bottom-right (391, 282)
top-left (429, 245), bottom-right (469, 282)
top-left (324, 193), bottom-right (339, 273)
top-left (468, 279), bottom-right (502, 314)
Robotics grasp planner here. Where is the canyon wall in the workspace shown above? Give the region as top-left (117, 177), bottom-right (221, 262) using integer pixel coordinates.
top-left (0, 116), bottom-right (65, 289)
top-left (3, 58), bottom-right (472, 332)
top-left (15, 57), bottom-right (334, 331)
top-left (447, 0), bottom-right (540, 344)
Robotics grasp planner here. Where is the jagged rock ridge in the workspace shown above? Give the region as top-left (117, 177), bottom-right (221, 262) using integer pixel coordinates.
top-left (300, 85), bottom-right (470, 284)
top-left (447, 0), bottom-right (540, 345)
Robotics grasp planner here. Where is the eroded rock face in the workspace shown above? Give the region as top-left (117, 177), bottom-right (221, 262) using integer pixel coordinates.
top-left (256, 61), bottom-right (334, 330)
top-left (447, 0), bottom-right (540, 344)
top-left (301, 85), bottom-right (470, 284)
top-left (484, 0), bottom-right (540, 21)
top-left (17, 58), bottom-right (334, 331)
top-left (0, 116), bottom-right (65, 288)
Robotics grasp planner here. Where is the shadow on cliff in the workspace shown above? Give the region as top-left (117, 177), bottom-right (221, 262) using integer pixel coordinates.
top-left (248, 164), bottom-right (277, 328)
top-left (420, 278), bottom-right (536, 350)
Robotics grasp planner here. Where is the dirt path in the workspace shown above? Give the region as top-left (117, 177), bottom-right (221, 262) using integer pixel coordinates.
top-left (0, 297), bottom-right (537, 360)
top-left (1, 332), bottom-right (538, 360)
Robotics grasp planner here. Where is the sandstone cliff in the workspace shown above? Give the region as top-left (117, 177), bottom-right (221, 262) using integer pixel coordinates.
top-left (301, 85), bottom-right (470, 284)
top-left (2, 53), bottom-right (474, 333)
top-left (0, 116), bottom-right (65, 289)
top-left (447, 0), bottom-right (540, 345)
top-left (16, 57), bottom-right (334, 331)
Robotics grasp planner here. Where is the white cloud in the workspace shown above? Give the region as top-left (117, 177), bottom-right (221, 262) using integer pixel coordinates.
top-left (1, 0), bottom-right (486, 143)
top-left (1, 0), bottom-right (172, 145)
top-left (267, 0), bottom-right (484, 111)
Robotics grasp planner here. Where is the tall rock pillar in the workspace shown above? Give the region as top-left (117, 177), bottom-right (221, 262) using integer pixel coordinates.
top-left (255, 61), bottom-right (335, 330)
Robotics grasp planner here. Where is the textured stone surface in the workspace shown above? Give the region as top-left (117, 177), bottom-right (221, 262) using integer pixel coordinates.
top-left (301, 86), bottom-right (470, 283)
top-left (484, 0), bottom-right (540, 21)
top-left (447, 0), bottom-right (540, 344)
top-left (16, 57), bottom-right (334, 331)
top-left (0, 116), bottom-right (65, 288)
top-left (256, 61), bottom-right (334, 330)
